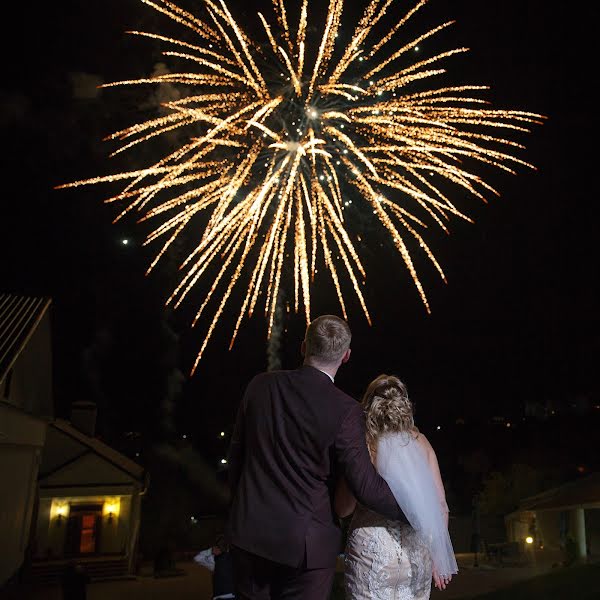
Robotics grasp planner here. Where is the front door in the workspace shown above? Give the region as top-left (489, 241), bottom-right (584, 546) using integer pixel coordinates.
top-left (79, 513), bottom-right (99, 554)
top-left (64, 504), bottom-right (102, 556)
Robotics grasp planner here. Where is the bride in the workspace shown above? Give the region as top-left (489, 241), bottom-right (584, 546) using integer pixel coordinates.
top-left (335, 374), bottom-right (458, 599)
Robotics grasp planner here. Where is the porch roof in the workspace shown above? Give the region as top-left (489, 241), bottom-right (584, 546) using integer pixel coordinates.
top-left (0, 293), bottom-right (51, 381)
top-left (512, 472), bottom-right (600, 514)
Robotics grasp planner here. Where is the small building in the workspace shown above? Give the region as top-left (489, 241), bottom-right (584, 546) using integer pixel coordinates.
top-left (505, 473), bottom-right (600, 560)
top-left (0, 294), bottom-right (52, 586)
top-left (31, 403), bottom-right (148, 581)
top-left (0, 292), bottom-right (149, 585)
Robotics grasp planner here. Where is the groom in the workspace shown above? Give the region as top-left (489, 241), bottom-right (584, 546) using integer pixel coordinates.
top-left (226, 315), bottom-right (407, 599)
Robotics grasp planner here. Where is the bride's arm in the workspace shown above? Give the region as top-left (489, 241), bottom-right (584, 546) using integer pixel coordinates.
top-left (417, 433), bottom-right (449, 526)
top-left (334, 476), bottom-right (357, 518)
top-left (416, 433), bottom-right (453, 590)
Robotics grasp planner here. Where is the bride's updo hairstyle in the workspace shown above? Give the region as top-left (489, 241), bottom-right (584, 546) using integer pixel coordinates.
top-left (362, 374), bottom-right (414, 446)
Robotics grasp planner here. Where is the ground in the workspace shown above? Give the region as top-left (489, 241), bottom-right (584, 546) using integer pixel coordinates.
top-left (1, 552), bottom-right (596, 599)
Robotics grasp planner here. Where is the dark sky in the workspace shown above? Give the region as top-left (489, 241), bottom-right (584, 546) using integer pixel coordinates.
top-left (1, 0), bottom-right (597, 446)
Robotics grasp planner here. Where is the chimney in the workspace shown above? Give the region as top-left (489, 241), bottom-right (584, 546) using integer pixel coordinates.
top-left (70, 401), bottom-right (97, 437)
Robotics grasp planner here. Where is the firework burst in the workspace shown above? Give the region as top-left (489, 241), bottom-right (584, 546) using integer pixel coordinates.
top-left (59, 0), bottom-right (544, 374)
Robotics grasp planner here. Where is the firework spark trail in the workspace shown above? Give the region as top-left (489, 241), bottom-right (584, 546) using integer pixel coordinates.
top-left (58, 0), bottom-right (544, 374)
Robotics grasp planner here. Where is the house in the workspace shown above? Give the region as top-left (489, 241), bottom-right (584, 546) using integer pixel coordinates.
top-left (0, 293), bottom-right (149, 586)
top-left (0, 294), bottom-right (52, 586)
top-left (505, 472), bottom-right (600, 560)
top-left (31, 402), bottom-right (148, 581)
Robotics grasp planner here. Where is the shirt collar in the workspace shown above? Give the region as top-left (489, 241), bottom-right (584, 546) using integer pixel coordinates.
top-left (316, 368), bottom-right (335, 383)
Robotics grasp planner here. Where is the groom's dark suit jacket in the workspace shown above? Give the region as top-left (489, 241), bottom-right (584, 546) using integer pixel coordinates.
top-left (227, 365), bottom-right (406, 570)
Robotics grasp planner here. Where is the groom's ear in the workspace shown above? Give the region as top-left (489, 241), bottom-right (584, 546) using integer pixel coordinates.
top-left (341, 348), bottom-right (351, 364)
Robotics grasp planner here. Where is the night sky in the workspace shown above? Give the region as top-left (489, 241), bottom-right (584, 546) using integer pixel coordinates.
top-left (1, 0), bottom-right (597, 473)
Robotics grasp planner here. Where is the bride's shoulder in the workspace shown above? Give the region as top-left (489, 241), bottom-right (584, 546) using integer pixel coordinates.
top-left (412, 429), bottom-right (434, 452)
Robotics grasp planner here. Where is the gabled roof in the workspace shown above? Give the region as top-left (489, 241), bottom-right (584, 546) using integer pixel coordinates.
top-left (513, 472), bottom-right (600, 513)
top-left (0, 293), bottom-right (51, 381)
top-left (45, 419), bottom-right (146, 481)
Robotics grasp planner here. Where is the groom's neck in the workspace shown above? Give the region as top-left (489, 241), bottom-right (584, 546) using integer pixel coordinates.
top-left (304, 358), bottom-right (339, 381)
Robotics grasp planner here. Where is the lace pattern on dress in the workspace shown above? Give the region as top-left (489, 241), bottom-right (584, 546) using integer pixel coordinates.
top-left (344, 506), bottom-right (432, 600)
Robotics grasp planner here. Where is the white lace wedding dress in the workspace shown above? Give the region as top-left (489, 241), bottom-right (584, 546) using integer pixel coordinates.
top-left (344, 504), bottom-right (433, 600)
top-left (344, 432), bottom-right (457, 599)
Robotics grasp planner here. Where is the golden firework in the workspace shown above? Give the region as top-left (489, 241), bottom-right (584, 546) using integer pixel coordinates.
top-left (59, 0), bottom-right (544, 374)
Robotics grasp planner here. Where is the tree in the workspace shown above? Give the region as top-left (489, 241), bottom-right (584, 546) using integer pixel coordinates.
top-left (479, 463), bottom-right (546, 516)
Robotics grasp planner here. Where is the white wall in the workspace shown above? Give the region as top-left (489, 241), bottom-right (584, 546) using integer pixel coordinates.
top-left (0, 405), bottom-right (45, 585)
top-left (537, 511), bottom-right (562, 549)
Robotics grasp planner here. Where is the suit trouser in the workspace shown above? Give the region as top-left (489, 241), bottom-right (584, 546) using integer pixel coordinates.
top-left (231, 546), bottom-right (336, 600)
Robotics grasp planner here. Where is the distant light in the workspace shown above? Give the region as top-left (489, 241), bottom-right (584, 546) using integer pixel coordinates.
top-left (182, 434), bottom-right (187, 439)
top-left (436, 426), bottom-right (441, 430)
top-left (121, 239), bottom-right (129, 245)
top-left (135, 452), bottom-right (140, 457)
top-left (525, 536), bottom-right (534, 544)
top-left (221, 458), bottom-right (227, 464)
top-left (220, 431), bottom-right (225, 437)
top-left (506, 423), bottom-right (511, 428)
top-left (415, 46), bottom-right (420, 51)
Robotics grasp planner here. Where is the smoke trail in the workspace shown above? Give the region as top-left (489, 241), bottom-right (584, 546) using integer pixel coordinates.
top-left (267, 290), bottom-right (285, 372)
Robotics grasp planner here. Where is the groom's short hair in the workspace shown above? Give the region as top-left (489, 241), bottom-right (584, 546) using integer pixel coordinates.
top-left (305, 315), bottom-right (351, 363)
